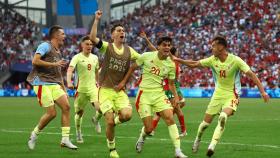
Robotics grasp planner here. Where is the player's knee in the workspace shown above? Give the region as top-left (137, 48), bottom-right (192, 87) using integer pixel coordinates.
top-left (62, 104), bottom-right (71, 112)
top-left (120, 113), bottom-right (132, 122)
top-left (218, 112), bottom-right (228, 128)
top-left (145, 126), bottom-right (154, 134)
top-left (106, 119), bottom-right (115, 127)
top-left (47, 110), bottom-right (57, 119)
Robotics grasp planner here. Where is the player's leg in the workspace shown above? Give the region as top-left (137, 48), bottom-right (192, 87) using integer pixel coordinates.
top-left (159, 108), bottom-right (188, 158)
top-left (173, 96), bottom-right (187, 137)
top-left (74, 92), bottom-right (88, 143)
top-left (54, 85), bottom-right (77, 150)
top-left (135, 90), bottom-right (153, 153)
top-left (207, 98), bottom-right (238, 157)
top-left (151, 113), bottom-right (160, 135)
top-left (135, 116), bottom-right (153, 153)
top-left (104, 111), bottom-right (119, 158)
top-left (114, 90), bottom-right (132, 125)
top-left (28, 85), bottom-right (57, 150)
top-left (193, 98), bottom-right (219, 153)
top-left (99, 88), bottom-right (119, 158)
top-left (89, 90), bottom-right (102, 133)
top-left (91, 101), bottom-right (102, 134)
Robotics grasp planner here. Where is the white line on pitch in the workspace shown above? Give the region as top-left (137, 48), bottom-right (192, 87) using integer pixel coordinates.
top-left (1, 129), bottom-right (279, 149)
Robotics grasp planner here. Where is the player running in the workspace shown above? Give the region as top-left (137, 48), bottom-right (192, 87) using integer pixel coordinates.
top-left (174, 36), bottom-right (270, 157)
top-left (27, 25), bottom-right (77, 150)
top-left (89, 10), bottom-right (140, 158)
top-left (66, 35), bottom-right (102, 144)
top-left (140, 32), bottom-right (187, 137)
top-left (117, 36), bottom-right (188, 158)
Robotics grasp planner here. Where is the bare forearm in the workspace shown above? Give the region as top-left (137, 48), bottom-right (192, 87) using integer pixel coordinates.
top-left (248, 72), bottom-right (266, 94)
top-left (66, 68), bottom-right (73, 85)
top-left (90, 19), bottom-right (99, 43)
top-left (33, 59), bottom-right (55, 67)
top-left (145, 37), bottom-right (157, 51)
top-left (175, 58), bottom-right (199, 68)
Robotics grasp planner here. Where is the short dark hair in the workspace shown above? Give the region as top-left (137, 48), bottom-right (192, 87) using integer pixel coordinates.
top-left (170, 47), bottom-right (177, 55)
top-left (111, 24), bottom-right (124, 33)
top-left (48, 25), bottom-right (63, 39)
top-left (157, 36), bottom-right (172, 45)
top-left (213, 36), bottom-right (227, 48)
top-left (80, 35), bottom-right (92, 43)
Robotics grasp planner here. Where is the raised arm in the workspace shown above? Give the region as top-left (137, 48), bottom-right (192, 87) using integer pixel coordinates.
top-left (173, 57), bottom-right (201, 68)
top-left (89, 10), bottom-right (102, 44)
top-left (115, 63), bottom-right (139, 91)
top-left (140, 31), bottom-right (157, 51)
top-left (245, 70), bottom-right (270, 102)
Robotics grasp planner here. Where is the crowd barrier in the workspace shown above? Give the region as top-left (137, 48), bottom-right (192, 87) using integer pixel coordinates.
top-left (0, 88), bottom-right (279, 98)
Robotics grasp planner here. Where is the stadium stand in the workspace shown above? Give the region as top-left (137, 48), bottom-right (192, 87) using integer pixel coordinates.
top-left (0, 0), bottom-right (279, 89)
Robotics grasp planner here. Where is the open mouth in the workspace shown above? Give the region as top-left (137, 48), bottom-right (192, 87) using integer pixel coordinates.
top-left (120, 36), bottom-right (124, 39)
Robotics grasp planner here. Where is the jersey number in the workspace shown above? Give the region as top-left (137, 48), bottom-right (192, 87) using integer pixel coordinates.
top-left (150, 67), bottom-right (160, 76)
top-left (220, 70), bottom-right (226, 78)
top-left (87, 64), bottom-right (92, 71)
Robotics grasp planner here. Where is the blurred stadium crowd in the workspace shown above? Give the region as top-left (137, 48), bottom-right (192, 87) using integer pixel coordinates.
top-left (1, 0), bottom-right (279, 89)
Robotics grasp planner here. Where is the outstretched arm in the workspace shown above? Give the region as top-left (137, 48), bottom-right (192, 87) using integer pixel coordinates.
top-left (115, 63), bottom-right (139, 91)
top-left (89, 10), bottom-right (102, 44)
top-left (245, 70), bottom-right (270, 102)
top-left (140, 31), bottom-right (157, 51)
top-left (173, 56), bottom-right (201, 68)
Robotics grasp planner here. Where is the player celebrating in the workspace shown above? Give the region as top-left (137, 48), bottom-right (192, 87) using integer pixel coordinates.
top-left (27, 25), bottom-right (77, 150)
top-left (89, 10), bottom-right (140, 158)
top-left (66, 35), bottom-right (102, 144)
top-left (117, 37), bottom-right (188, 158)
top-left (140, 32), bottom-right (187, 137)
top-left (174, 36), bottom-right (270, 157)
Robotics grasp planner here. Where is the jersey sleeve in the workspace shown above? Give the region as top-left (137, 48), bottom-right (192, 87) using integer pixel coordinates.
top-left (129, 47), bottom-right (141, 60)
top-left (98, 40), bottom-right (109, 54)
top-left (69, 55), bottom-right (78, 68)
top-left (199, 55), bottom-right (214, 67)
top-left (236, 56), bottom-right (250, 73)
top-left (135, 53), bottom-right (147, 66)
top-left (35, 42), bottom-right (50, 56)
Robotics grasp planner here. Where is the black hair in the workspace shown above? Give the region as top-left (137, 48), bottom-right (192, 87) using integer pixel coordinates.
top-left (213, 36), bottom-right (227, 48)
top-left (80, 35), bottom-right (92, 43)
top-left (157, 36), bottom-right (172, 45)
top-left (48, 25), bottom-right (63, 39)
top-left (170, 47), bottom-right (177, 55)
top-left (111, 24), bottom-right (124, 33)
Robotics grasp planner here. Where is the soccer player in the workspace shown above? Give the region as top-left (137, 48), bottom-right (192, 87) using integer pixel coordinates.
top-left (89, 10), bottom-right (140, 158)
top-left (66, 35), bottom-right (102, 144)
top-left (174, 36), bottom-right (270, 157)
top-left (26, 25), bottom-right (77, 150)
top-left (140, 32), bottom-right (187, 137)
top-left (117, 37), bottom-right (188, 158)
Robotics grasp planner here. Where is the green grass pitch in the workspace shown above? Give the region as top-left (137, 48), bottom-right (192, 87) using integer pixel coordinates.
top-left (0, 97), bottom-right (279, 158)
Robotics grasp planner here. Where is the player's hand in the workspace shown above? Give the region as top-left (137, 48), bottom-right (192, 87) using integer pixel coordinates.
top-left (95, 10), bottom-right (102, 20)
top-left (261, 92), bottom-right (270, 102)
top-left (67, 83), bottom-right (74, 90)
top-left (139, 31), bottom-right (147, 39)
top-left (54, 60), bottom-right (67, 67)
top-left (114, 81), bottom-right (126, 92)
